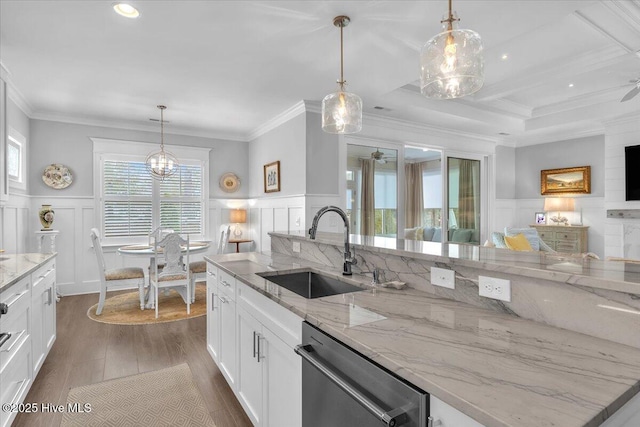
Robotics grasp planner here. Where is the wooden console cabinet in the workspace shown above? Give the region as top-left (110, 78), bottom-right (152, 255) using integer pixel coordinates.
top-left (530, 225), bottom-right (589, 253)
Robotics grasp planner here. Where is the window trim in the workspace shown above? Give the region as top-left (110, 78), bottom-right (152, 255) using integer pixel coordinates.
top-left (92, 138), bottom-right (210, 245)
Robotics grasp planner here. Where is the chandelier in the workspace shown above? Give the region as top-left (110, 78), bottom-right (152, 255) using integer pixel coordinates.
top-left (145, 105), bottom-right (178, 180)
top-left (420, 0), bottom-right (484, 99)
top-left (321, 15), bottom-right (362, 134)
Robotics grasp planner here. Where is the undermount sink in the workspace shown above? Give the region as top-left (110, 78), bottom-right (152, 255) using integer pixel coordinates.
top-left (258, 270), bottom-right (365, 299)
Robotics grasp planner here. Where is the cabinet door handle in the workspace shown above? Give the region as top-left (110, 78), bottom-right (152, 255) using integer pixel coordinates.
top-left (219, 296), bottom-right (228, 304)
top-left (4, 290), bottom-right (29, 308)
top-left (257, 333), bottom-right (264, 362)
top-left (1, 330), bottom-right (26, 353)
top-left (46, 287), bottom-right (53, 305)
top-left (253, 331), bottom-right (258, 358)
top-left (427, 417), bottom-right (442, 427)
top-left (211, 292), bottom-right (216, 311)
top-left (207, 271), bottom-right (216, 278)
top-left (221, 280), bottom-right (231, 288)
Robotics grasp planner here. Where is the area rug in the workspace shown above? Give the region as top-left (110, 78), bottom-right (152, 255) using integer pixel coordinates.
top-left (61, 363), bottom-right (216, 427)
top-left (87, 283), bottom-right (206, 325)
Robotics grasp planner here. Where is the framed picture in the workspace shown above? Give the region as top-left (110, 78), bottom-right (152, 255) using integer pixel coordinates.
top-left (535, 212), bottom-right (546, 225)
top-left (541, 166), bottom-right (591, 195)
top-left (263, 161), bottom-right (281, 193)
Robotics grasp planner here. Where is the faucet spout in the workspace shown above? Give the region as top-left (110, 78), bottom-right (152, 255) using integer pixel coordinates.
top-left (308, 206), bottom-right (357, 275)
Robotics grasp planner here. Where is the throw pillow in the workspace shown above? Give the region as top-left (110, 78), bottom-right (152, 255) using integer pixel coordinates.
top-left (423, 227), bottom-right (436, 241)
top-left (483, 239), bottom-right (496, 248)
top-left (451, 229), bottom-right (472, 243)
top-left (432, 228), bottom-right (442, 242)
top-left (504, 233), bottom-right (534, 251)
top-left (415, 227), bottom-right (425, 241)
top-left (504, 227), bottom-right (540, 251)
top-left (404, 228), bottom-right (419, 240)
top-left (491, 232), bottom-right (508, 248)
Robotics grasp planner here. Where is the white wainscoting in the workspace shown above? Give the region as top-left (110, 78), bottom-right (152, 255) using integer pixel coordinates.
top-left (3, 193), bottom-right (345, 296)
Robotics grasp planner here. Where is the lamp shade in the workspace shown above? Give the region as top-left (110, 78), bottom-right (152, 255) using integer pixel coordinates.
top-left (230, 209), bottom-right (247, 224)
top-left (543, 197), bottom-right (575, 212)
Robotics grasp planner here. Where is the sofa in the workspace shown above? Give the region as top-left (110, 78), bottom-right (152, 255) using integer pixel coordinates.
top-left (404, 227), bottom-right (480, 245)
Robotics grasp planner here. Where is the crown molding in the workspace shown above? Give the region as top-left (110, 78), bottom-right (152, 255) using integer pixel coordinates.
top-left (247, 100), bottom-right (306, 141)
top-left (0, 62), bottom-right (34, 116)
top-left (30, 111), bottom-right (247, 141)
top-left (602, 111), bottom-right (640, 127)
top-left (533, 85), bottom-right (626, 118)
top-left (514, 125), bottom-right (605, 147)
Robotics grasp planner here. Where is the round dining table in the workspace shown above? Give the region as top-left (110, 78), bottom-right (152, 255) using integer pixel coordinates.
top-left (117, 241), bottom-right (210, 308)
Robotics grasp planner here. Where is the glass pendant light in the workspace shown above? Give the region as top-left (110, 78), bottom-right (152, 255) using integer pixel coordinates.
top-left (420, 0), bottom-right (484, 99)
top-left (145, 105), bottom-right (178, 180)
top-left (322, 15), bottom-right (362, 134)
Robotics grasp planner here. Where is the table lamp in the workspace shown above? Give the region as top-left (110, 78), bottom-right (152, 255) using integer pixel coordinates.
top-left (230, 209), bottom-right (247, 238)
top-left (543, 197), bottom-right (574, 226)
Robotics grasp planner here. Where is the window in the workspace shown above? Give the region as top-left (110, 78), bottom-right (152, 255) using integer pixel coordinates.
top-left (94, 139), bottom-right (209, 244)
top-left (7, 128), bottom-right (27, 190)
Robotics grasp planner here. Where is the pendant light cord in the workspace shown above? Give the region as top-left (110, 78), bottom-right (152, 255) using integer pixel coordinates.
top-left (158, 105), bottom-right (166, 151)
top-left (442, 0), bottom-right (459, 31)
top-left (339, 22), bottom-right (344, 88)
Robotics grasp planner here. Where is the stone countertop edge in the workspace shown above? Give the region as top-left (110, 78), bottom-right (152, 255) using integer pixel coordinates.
top-left (0, 253), bottom-right (57, 292)
top-left (270, 232), bottom-right (640, 296)
top-left (205, 252), bottom-right (640, 427)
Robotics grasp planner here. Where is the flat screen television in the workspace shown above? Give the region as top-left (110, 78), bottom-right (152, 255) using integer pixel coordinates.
top-left (625, 145), bottom-right (640, 200)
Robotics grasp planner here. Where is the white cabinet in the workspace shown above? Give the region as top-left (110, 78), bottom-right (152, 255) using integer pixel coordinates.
top-left (31, 259), bottom-right (56, 376)
top-left (206, 264), bottom-right (220, 362)
top-left (206, 264), bottom-right (236, 388)
top-left (236, 304), bottom-right (265, 426)
top-left (204, 260), bottom-right (302, 427)
top-left (236, 281), bottom-right (301, 427)
top-left (0, 277), bottom-right (32, 427)
top-left (430, 395), bottom-right (485, 427)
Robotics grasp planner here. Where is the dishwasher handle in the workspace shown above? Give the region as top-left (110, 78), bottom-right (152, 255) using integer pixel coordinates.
top-left (295, 344), bottom-right (408, 427)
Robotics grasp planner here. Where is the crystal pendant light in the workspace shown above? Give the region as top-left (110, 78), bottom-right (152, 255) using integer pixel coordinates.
top-left (420, 0), bottom-right (484, 99)
top-left (145, 105), bottom-right (178, 180)
top-left (322, 15), bottom-right (362, 134)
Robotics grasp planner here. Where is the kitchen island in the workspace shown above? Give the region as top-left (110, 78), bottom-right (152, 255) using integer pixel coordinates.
top-left (205, 250), bottom-right (640, 427)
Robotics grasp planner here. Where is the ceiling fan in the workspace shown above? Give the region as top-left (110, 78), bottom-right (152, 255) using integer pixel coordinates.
top-left (621, 78), bottom-right (640, 102)
top-left (370, 148), bottom-right (396, 164)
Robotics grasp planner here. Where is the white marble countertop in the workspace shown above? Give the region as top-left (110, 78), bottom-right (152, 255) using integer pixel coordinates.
top-left (205, 251), bottom-right (640, 427)
top-left (272, 231), bottom-right (640, 295)
top-left (0, 253), bottom-right (57, 292)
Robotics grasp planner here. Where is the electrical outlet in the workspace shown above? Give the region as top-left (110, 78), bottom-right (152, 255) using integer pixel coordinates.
top-left (478, 276), bottom-right (511, 302)
top-left (431, 267), bottom-right (455, 289)
top-left (292, 241), bottom-right (301, 253)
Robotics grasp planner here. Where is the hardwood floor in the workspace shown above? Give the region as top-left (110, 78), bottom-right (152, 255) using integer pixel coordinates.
top-left (13, 290), bottom-right (253, 427)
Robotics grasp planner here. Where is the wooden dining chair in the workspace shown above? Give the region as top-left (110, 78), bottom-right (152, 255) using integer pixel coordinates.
top-left (90, 228), bottom-right (145, 315)
top-left (149, 233), bottom-right (191, 318)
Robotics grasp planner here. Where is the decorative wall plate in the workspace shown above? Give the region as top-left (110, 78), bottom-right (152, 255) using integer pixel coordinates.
top-left (42, 164), bottom-right (73, 189)
top-left (219, 173), bottom-right (240, 193)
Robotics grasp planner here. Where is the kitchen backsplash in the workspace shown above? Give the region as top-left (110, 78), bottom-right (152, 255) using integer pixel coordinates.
top-left (271, 234), bottom-right (640, 350)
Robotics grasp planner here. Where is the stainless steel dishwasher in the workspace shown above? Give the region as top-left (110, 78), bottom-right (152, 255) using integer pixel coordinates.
top-left (295, 322), bottom-right (429, 427)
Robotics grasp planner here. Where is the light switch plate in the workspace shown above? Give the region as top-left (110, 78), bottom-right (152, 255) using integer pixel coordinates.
top-left (478, 276), bottom-right (511, 302)
top-left (292, 241), bottom-right (301, 253)
top-left (431, 267), bottom-right (455, 289)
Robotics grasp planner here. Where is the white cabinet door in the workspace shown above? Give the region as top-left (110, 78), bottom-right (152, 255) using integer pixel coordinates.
top-left (236, 305), bottom-right (264, 427)
top-left (206, 267), bottom-right (220, 362)
top-left (218, 291), bottom-right (236, 388)
top-left (30, 261), bottom-right (56, 377)
top-left (0, 77), bottom-right (7, 204)
top-left (263, 327), bottom-right (301, 427)
top-left (430, 395), bottom-right (485, 427)
top-left (42, 269), bottom-right (56, 356)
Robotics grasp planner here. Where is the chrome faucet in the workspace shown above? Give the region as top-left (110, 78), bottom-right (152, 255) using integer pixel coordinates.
top-left (309, 206), bottom-right (357, 276)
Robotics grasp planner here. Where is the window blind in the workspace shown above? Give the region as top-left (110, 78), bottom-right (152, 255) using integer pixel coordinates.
top-left (102, 160), bottom-right (203, 238)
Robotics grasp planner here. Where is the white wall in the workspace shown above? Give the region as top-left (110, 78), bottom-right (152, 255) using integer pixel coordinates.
top-left (247, 112), bottom-right (306, 198)
top-left (604, 114), bottom-right (640, 258)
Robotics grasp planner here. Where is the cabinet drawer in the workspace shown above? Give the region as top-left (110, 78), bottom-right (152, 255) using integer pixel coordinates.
top-left (555, 231), bottom-right (578, 242)
top-left (218, 269), bottom-right (236, 300)
top-left (0, 337), bottom-right (31, 427)
top-left (32, 260), bottom-right (55, 284)
top-left (0, 282), bottom-right (30, 374)
top-left (206, 263), bottom-right (218, 281)
top-left (556, 241), bottom-right (579, 252)
top-left (537, 231), bottom-right (554, 241)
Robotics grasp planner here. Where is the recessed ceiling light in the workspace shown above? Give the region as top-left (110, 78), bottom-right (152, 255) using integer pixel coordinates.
top-left (113, 3), bottom-right (139, 18)
top-left (501, 54), bottom-right (508, 60)
top-left (498, 132), bottom-right (510, 136)
top-left (568, 83), bottom-right (574, 88)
